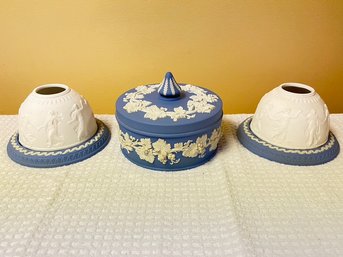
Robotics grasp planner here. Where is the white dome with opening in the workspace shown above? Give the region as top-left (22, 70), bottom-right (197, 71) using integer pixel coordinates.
top-left (7, 84), bottom-right (111, 168)
top-left (251, 83), bottom-right (330, 149)
top-left (18, 84), bottom-right (97, 150)
top-left (237, 82), bottom-right (339, 166)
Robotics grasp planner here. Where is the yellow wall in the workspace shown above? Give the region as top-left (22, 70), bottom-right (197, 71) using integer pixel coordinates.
top-left (0, 0), bottom-right (342, 114)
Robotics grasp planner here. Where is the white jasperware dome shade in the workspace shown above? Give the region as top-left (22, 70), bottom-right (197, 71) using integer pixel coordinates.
top-left (18, 84), bottom-right (98, 151)
top-left (250, 83), bottom-right (330, 149)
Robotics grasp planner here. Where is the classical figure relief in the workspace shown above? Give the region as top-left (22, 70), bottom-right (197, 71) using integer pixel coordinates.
top-left (69, 98), bottom-right (89, 141)
top-left (322, 104), bottom-right (330, 136)
top-left (269, 109), bottom-right (301, 141)
top-left (305, 105), bottom-right (329, 146)
top-left (305, 110), bottom-right (319, 146)
top-left (253, 103), bottom-right (269, 132)
top-left (256, 103), bottom-right (301, 141)
top-left (39, 111), bottom-right (64, 147)
top-left (19, 115), bottom-right (36, 143)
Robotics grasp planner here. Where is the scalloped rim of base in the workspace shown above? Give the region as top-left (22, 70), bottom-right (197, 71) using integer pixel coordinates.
top-left (237, 116), bottom-right (340, 166)
top-left (7, 119), bottom-right (111, 168)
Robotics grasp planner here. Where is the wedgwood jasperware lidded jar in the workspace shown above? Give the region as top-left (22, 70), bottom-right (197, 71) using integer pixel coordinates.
top-left (115, 72), bottom-right (223, 171)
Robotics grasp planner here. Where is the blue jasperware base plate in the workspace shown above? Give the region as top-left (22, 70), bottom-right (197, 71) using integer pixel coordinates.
top-left (7, 119), bottom-right (111, 168)
top-left (237, 116), bottom-right (340, 166)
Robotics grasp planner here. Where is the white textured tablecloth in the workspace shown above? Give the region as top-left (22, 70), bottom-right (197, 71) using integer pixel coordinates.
top-left (0, 114), bottom-right (342, 257)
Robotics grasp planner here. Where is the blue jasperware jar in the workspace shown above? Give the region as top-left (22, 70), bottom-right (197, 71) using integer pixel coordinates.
top-left (115, 72), bottom-right (223, 171)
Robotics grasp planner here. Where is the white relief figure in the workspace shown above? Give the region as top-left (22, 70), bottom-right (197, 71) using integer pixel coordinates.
top-left (40, 111), bottom-right (64, 147)
top-left (69, 98), bottom-right (88, 141)
top-left (254, 103), bottom-right (271, 132)
top-left (267, 108), bottom-right (301, 141)
top-left (322, 104), bottom-right (330, 136)
top-left (305, 110), bottom-right (319, 146)
top-left (19, 115), bottom-right (36, 143)
top-left (305, 105), bottom-right (329, 147)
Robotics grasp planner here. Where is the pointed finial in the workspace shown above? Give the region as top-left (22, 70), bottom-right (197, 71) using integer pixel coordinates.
top-left (158, 72), bottom-right (182, 98)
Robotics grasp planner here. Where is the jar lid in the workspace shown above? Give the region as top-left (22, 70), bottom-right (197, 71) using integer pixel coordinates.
top-left (116, 72), bottom-right (223, 136)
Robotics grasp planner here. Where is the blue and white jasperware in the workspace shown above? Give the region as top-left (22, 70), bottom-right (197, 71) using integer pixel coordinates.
top-left (7, 84), bottom-right (111, 168)
top-left (116, 72), bottom-right (223, 171)
top-left (237, 83), bottom-right (340, 165)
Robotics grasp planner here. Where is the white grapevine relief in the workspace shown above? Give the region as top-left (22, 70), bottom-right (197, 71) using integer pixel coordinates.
top-left (119, 128), bottom-right (222, 165)
top-left (122, 84), bottom-right (219, 121)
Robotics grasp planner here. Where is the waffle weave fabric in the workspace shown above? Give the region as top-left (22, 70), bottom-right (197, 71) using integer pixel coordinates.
top-left (0, 114), bottom-right (342, 257)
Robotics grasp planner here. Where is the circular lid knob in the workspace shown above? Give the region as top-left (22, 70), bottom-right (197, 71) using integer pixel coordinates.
top-left (158, 72), bottom-right (182, 98)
